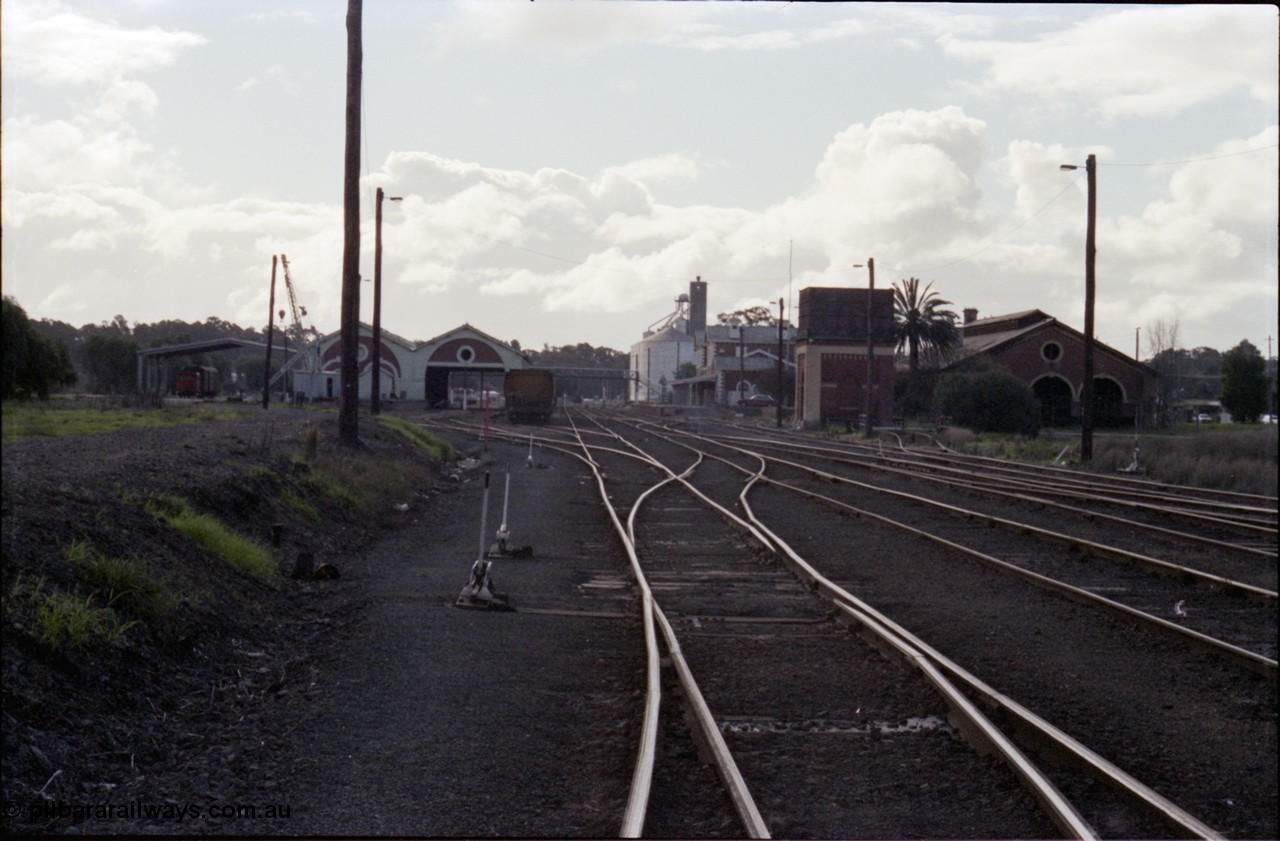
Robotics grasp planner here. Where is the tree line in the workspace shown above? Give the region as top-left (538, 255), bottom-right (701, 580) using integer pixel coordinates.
top-left (2, 296), bottom-right (632, 402)
top-left (3, 297), bottom-right (319, 399)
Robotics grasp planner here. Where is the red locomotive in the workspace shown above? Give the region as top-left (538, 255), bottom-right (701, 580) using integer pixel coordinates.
top-left (175, 366), bottom-right (219, 398)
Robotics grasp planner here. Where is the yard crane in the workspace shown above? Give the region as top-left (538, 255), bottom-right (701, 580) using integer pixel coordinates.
top-left (267, 255), bottom-right (320, 392)
top-left (280, 254), bottom-right (308, 341)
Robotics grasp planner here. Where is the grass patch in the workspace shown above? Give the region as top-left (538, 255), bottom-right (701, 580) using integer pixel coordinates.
top-left (146, 495), bottom-right (278, 580)
top-left (6, 575), bottom-right (135, 653)
top-left (377, 415), bottom-right (456, 463)
top-left (1, 400), bottom-right (252, 443)
top-left (280, 486), bottom-right (321, 522)
top-left (939, 425), bottom-right (1277, 495)
top-left (67, 539), bottom-right (177, 622)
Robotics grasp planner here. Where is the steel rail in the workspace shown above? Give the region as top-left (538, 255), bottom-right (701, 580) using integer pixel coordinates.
top-left (622, 417), bottom-right (1229, 838)
top-left (606, 419), bottom-right (1101, 839)
top-left (711, 432), bottom-right (1280, 558)
top-left (657, 422), bottom-right (1276, 672)
top-left (710, 418), bottom-right (1278, 527)
top-left (926, 436), bottom-right (1278, 510)
top-left (440, 413), bottom-right (1227, 838)
top-left (564, 412), bottom-right (770, 838)
top-left (761, 473), bottom-right (1277, 675)
top-left (661, 428), bottom-right (1277, 608)
top-left (896, 443), bottom-right (1279, 528)
top-left (713, 431), bottom-right (1278, 541)
top-left (734, 480), bottom-right (1226, 841)
top-left (557, 414), bottom-right (662, 839)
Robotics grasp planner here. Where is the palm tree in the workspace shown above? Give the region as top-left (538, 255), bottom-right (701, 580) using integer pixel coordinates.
top-left (892, 278), bottom-right (959, 417)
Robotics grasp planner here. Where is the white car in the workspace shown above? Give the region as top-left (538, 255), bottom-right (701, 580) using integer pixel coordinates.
top-left (1196, 413), bottom-right (1214, 423)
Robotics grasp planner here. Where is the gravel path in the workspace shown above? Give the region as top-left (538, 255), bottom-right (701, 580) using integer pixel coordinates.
top-left (265, 436), bottom-right (642, 835)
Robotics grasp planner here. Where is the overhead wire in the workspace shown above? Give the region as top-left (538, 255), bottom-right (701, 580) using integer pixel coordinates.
top-left (1097, 143), bottom-right (1277, 168)
top-left (896, 174), bottom-right (1083, 276)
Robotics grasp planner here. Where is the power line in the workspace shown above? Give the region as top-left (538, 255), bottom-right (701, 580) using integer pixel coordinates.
top-left (897, 175), bottom-right (1082, 276)
top-left (1099, 143), bottom-right (1278, 168)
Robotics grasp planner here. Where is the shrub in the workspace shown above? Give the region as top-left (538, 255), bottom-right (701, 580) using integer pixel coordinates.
top-left (933, 364), bottom-right (1040, 436)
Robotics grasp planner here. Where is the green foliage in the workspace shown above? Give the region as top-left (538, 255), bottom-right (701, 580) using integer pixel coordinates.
top-left (67, 539), bottom-right (176, 622)
top-left (1147, 345), bottom-right (1224, 402)
top-left (280, 486), bottom-right (321, 522)
top-left (2, 297), bottom-right (77, 400)
top-left (1, 401), bottom-right (252, 443)
top-left (78, 331), bottom-right (141, 394)
top-left (1220, 340), bottom-right (1268, 422)
top-left (892, 278), bottom-right (958, 417)
top-left (146, 495), bottom-right (277, 580)
top-left (377, 415), bottom-right (456, 462)
top-left (6, 575), bottom-right (136, 653)
top-left (36, 590), bottom-right (135, 651)
top-left (933, 362), bottom-right (1040, 435)
top-left (716, 305), bottom-right (776, 326)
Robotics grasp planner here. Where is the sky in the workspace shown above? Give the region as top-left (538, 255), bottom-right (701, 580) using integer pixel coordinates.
top-left (2, 1), bottom-right (1277, 360)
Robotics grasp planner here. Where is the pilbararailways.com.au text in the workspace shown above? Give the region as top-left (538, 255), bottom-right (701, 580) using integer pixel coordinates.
top-left (5, 799), bottom-right (292, 823)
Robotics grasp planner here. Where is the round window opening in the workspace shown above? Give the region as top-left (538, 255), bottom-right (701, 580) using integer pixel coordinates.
top-left (1042, 341), bottom-right (1062, 362)
top-left (457, 345), bottom-right (476, 364)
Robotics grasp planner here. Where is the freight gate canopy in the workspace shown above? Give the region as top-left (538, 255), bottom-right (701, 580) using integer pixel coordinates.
top-left (135, 339), bottom-right (273, 394)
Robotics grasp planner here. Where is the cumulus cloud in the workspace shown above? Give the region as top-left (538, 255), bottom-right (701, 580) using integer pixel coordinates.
top-left (1, 1), bottom-right (206, 86)
top-left (943, 5), bottom-right (1278, 117)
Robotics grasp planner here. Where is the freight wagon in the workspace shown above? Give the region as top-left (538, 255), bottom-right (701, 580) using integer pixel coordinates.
top-left (504, 369), bottom-right (555, 423)
top-left (175, 366), bottom-right (219, 398)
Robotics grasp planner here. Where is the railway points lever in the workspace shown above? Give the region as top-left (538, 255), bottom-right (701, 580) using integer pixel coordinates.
top-left (487, 465), bottom-right (534, 559)
top-left (456, 470), bottom-right (511, 611)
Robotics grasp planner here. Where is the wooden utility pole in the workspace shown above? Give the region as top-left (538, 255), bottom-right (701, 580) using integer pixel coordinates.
top-left (338, 0), bottom-right (363, 445)
top-left (862, 258), bottom-right (876, 437)
top-left (776, 297), bottom-right (784, 428)
top-left (372, 187), bottom-right (385, 415)
top-left (1081, 153), bottom-right (1097, 463)
top-left (263, 255), bottom-right (277, 410)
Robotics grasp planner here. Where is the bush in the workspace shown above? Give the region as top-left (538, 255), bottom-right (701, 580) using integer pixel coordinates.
top-left (934, 363), bottom-right (1040, 436)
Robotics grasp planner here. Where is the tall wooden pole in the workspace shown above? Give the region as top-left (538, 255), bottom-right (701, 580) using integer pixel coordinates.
top-left (864, 258), bottom-right (875, 437)
top-left (1081, 154), bottom-right (1097, 463)
top-left (372, 187), bottom-right (384, 415)
top-left (263, 255), bottom-right (277, 410)
top-left (338, 0), bottom-right (363, 445)
top-left (776, 297), bottom-right (784, 428)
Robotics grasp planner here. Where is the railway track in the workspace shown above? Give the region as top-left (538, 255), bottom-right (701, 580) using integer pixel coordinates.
top-left (424, 411), bottom-right (1276, 839)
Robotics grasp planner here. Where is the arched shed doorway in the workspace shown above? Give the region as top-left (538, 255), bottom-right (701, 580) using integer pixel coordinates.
top-left (1033, 375), bottom-right (1074, 428)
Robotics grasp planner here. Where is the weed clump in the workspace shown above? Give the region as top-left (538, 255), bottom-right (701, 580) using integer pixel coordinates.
top-left (6, 574), bottom-right (135, 653)
top-left (67, 539), bottom-right (177, 622)
top-left (146, 495), bottom-right (278, 580)
top-left (377, 416), bottom-right (456, 463)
